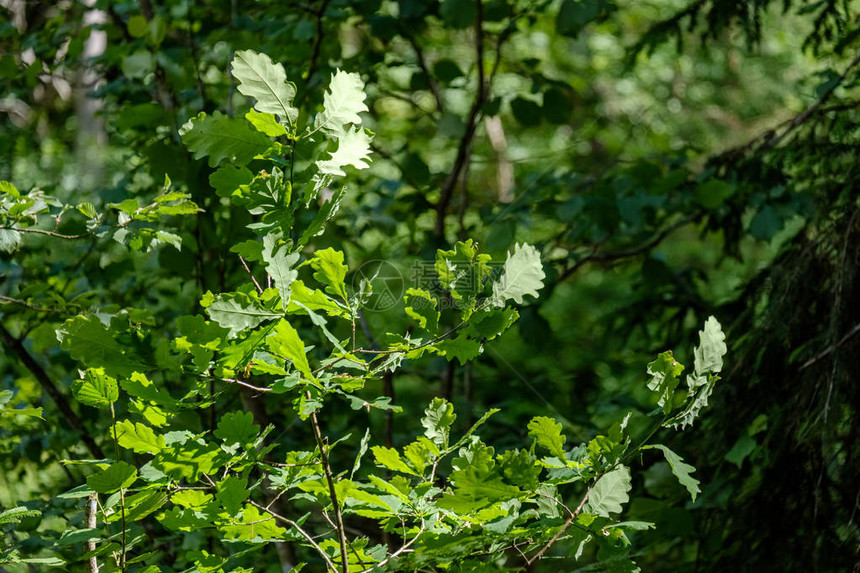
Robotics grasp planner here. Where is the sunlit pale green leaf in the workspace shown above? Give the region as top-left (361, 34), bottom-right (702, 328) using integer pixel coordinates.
top-left (245, 109), bottom-right (287, 137)
top-left (232, 50), bottom-right (298, 125)
top-left (262, 235), bottom-right (300, 310)
top-left (646, 351), bottom-right (684, 415)
top-left (491, 243), bottom-right (545, 307)
top-left (0, 228), bottom-right (21, 253)
top-left (316, 126), bottom-right (373, 177)
top-left (693, 316), bottom-right (727, 375)
top-left (422, 398), bottom-right (457, 449)
top-left (216, 475), bottom-right (250, 516)
top-left (309, 247), bottom-right (348, 300)
top-left (203, 292), bottom-right (281, 337)
top-left (0, 507), bottom-right (41, 525)
top-left (314, 69), bottom-right (368, 136)
top-left (371, 446), bottom-right (420, 476)
top-left (267, 319), bottom-right (314, 382)
top-left (220, 505), bottom-right (286, 541)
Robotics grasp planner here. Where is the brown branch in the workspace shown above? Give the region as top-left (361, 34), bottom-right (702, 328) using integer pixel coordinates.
top-left (306, 0), bottom-right (333, 87)
top-left (0, 295), bottom-right (63, 313)
top-left (308, 396), bottom-right (349, 573)
top-left (0, 226), bottom-right (89, 240)
top-left (556, 216), bottom-right (695, 284)
top-left (762, 48), bottom-right (860, 150)
top-left (434, 0), bottom-right (486, 237)
top-left (405, 34), bottom-right (444, 112)
top-left (527, 473), bottom-right (599, 566)
top-left (801, 322), bottom-right (860, 371)
top-left (238, 256), bottom-right (264, 294)
top-left (249, 500), bottom-right (337, 572)
top-left (0, 322), bottom-right (105, 459)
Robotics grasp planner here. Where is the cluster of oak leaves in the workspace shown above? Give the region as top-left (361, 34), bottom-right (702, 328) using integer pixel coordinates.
top-left (0, 50), bottom-right (727, 572)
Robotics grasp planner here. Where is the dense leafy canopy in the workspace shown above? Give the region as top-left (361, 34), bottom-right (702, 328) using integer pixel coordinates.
top-left (1, 1), bottom-right (858, 572)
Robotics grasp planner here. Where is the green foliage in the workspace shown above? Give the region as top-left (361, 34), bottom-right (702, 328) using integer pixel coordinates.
top-left (231, 50), bottom-right (299, 127)
top-left (0, 47), bottom-right (727, 572)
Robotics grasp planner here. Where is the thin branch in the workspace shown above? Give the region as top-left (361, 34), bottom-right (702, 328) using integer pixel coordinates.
top-left (527, 474), bottom-right (599, 566)
top-left (366, 522), bottom-right (425, 571)
top-left (305, 0), bottom-right (333, 89)
top-left (250, 500), bottom-right (338, 572)
top-left (556, 215), bottom-right (695, 284)
top-left (0, 295), bottom-right (64, 313)
top-left (219, 377), bottom-right (272, 393)
top-left (801, 322), bottom-right (860, 371)
top-left (405, 34), bottom-right (444, 112)
top-left (86, 493), bottom-right (99, 573)
top-left (0, 322), bottom-right (105, 459)
top-left (762, 48), bottom-right (860, 150)
top-left (0, 226), bottom-right (89, 240)
top-left (434, 0), bottom-right (486, 237)
top-left (238, 256), bottom-right (264, 294)
top-left (308, 397), bottom-right (350, 573)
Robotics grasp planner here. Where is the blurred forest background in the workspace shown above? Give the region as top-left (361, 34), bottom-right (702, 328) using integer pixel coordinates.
top-left (1, 0), bottom-right (859, 571)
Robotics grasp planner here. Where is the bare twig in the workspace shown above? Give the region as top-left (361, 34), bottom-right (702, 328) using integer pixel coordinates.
top-left (0, 295), bottom-right (64, 313)
top-left (405, 34), bottom-right (444, 112)
top-left (250, 500), bottom-right (338, 572)
top-left (434, 0), bottom-right (486, 237)
top-left (527, 474), bottom-right (599, 565)
top-left (308, 396), bottom-right (350, 573)
top-left (763, 48), bottom-right (860, 150)
top-left (219, 377), bottom-right (272, 393)
top-left (366, 521), bottom-right (426, 571)
top-left (0, 226), bottom-right (89, 240)
top-left (238, 256), bottom-right (264, 294)
top-left (555, 215), bottom-right (695, 285)
top-left (305, 0), bottom-right (333, 87)
top-left (801, 322), bottom-right (860, 370)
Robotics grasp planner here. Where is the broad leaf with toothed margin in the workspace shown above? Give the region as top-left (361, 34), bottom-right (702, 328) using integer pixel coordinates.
top-left (528, 416), bottom-right (566, 458)
top-left (114, 420), bottom-right (165, 454)
top-left (646, 351), bottom-right (684, 415)
top-left (694, 315), bottom-right (727, 374)
top-left (491, 243), bottom-right (545, 307)
top-left (645, 444), bottom-right (701, 501)
top-left (262, 234), bottom-right (300, 310)
top-left (180, 111), bottom-right (271, 167)
top-left (267, 319), bottom-right (314, 382)
top-left (71, 368), bottom-right (118, 407)
top-left (316, 126), bottom-right (373, 177)
top-left (203, 292), bottom-right (281, 337)
top-left (86, 461), bottom-right (137, 494)
top-left (231, 50), bottom-right (298, 125)
top-left (314, 69), bottom-right (368, 136)
top-left (585, 466), bottom-right (631, 517)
